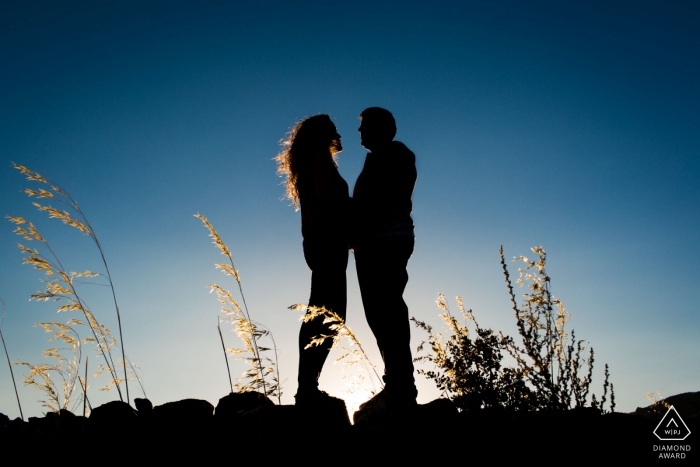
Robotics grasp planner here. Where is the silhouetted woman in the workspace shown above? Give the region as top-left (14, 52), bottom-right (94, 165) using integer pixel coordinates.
top-left (275, 114), bottom-right (349, 405)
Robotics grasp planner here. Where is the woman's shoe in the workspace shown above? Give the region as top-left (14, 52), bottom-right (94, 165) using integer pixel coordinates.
top-left (294, 386), bottom-right (333, 408)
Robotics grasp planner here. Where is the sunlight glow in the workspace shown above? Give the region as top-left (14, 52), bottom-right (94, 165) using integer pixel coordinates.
top-left (338, 386), bottom-right (374, 421)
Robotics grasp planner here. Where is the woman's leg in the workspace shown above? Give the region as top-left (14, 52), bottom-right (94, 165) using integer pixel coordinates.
top-left (297, 239), bottom-right (348, 393)
top-left (297, 267), bottom-right (347, 390)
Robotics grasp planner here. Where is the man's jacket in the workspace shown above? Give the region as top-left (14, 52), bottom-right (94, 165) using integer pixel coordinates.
top-left (352, 141), bottom-right (416, 243)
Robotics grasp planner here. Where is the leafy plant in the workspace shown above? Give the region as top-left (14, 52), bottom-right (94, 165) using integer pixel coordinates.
top-left (412, 295), bottom-right (535, 411)
top-left (196, 213), bottom-right (282, 403)
top-left (413, 245), bottom-right (615, 413)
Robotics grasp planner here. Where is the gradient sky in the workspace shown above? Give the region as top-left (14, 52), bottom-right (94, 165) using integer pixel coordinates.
top-left (1, 1), bottom-right (698, 418)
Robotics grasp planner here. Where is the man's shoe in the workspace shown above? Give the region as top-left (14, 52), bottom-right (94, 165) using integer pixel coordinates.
top-left (357, 385), bottom-right (417, 412)
top-left (385, 384), bottom-right (418, 410)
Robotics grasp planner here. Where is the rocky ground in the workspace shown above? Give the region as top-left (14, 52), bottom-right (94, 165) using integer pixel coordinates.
top-left (1, 391), bottom-right (697, 462)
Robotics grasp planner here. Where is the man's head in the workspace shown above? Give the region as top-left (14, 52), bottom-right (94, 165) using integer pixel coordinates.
top-left (358, 107), bottom-right (396, 151)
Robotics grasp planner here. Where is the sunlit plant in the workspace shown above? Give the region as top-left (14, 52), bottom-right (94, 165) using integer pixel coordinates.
top-left (413, 246), bottom-right (615, 413)
top-left (413, 294), bottom-right (535, 410)
top-left (8, 163), bottom-right (143, 409)
top-left (645, 390), bottom-right (671, 417)
top-left (290, 304), bottom-right (384, 396)
top-left (196, 213), bottom-right (282, 403)
top-left (17, 321), bottom-right (83, 412)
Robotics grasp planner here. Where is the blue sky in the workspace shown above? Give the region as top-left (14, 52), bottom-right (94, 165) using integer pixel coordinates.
top-left (1, 1), bottom-right (698, 417)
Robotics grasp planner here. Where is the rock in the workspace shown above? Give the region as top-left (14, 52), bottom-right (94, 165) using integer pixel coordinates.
top-left (418, 397), bottom-right (458, 420)
top-left (214, 392), bottom-right (274, 419)
top-left (144, 399), bottom-right (216, 454)
top-left (4, 417), bottom-right (32, 444)
top-left (134, 398), bottom-right (153, 414)
top-left (54, 408), bottom-right (78, 421)
top-left (353, 390), bottom-right (387, 428)
top-left (213, 391), bottom-right (350, 449)
top-left (293, 392), bottom-right (352, 429)
top-left (153, 398), bottom-right (214, 424)
top-left (0, 412), bottom-right (10, 428)
top-left (354, 395), bottom-right (458, 431)
top-left (9, 417), bottom-right (29, 429)
top-left (54, 410), bottom-right (86, 440)
top-left (28, 415), bottom-right (57, 434)
top-left (88, 400), bottom-right (137, 434)
top-left (569, 406), bottom-right (603, 418)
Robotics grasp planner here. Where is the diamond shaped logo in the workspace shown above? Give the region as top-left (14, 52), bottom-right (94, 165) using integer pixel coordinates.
top-left (654, 405), bottom-right (691, 441)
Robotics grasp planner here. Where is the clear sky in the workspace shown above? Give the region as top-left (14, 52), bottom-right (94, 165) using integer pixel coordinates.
top-left (1, 0), bottom-right (698, 418)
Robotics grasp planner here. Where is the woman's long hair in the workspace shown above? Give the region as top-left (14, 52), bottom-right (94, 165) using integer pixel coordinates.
top-left (275, 114), bottom-right (341, 210)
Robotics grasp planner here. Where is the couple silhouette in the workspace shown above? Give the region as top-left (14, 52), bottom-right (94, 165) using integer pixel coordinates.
top-left (276, 107), bottom-right (418, 409)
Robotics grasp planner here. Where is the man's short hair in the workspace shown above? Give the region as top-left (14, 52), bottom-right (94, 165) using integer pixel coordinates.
top-left (360, 107), bottom-right (397, 141)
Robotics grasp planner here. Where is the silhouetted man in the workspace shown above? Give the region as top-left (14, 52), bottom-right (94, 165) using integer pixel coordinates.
top-left (352, 107), bottom-right (417, 407)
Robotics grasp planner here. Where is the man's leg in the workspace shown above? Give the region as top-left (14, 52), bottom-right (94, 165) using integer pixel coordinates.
top-left (355, 236), bottom-right (416, 400)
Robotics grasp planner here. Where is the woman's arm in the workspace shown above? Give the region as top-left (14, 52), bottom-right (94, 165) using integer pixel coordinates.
top-left (310, 152), bottom-right (343, 199)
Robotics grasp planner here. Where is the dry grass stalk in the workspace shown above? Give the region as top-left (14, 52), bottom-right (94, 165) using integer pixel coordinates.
top-left (81, 355), bottom-right (88, 447)
top-left (196, 213), bottom-right (282, 401)
top-left (17, 322), bottom-right (83, 412)
top-left (82, 355), bottom-right (89, 417)
top-left (7, 215), bottom-right (123, 401)
top-left (267, 329), bottom-right (283, 405)
top-left (0, 298), bottom-right (24, 420)
top-left (646, 391), bottom-right (670, 416)
top-left (290, 304), bottom-right (383, 394)
top-left (218, 317), bottom-right (235, 393)
top-left (9, 163), bottom-right (138, 404)
top-left (118, 357), bottom-right (146, 399)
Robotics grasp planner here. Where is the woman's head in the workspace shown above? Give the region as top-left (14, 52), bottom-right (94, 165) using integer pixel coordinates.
top-left (276, 114), bottom-right (342, 209)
